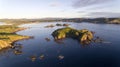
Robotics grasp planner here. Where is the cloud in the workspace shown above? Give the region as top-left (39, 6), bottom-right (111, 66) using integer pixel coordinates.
top-left (77, 11), bottom-right (87, 13)
top-left (86, 12), bottom-right (120, 18)
top-left (50, 2), bottom-right (60, 7)
top-left (72, 0), bottom-right (113, 8)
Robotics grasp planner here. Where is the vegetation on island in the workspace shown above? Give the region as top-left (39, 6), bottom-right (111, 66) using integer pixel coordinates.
top-left (45, 23), bottom-right (70, 28)
top-left (52, 27), bottom-right (93, 44)
top-left (0, 25), bottom-right (30, 50)
top-left (0, 19), bottom-right (38, 50)
top-left (81, 18), bottom-right (120, 24)
top-left (0, 17), bottom-right (117, 50)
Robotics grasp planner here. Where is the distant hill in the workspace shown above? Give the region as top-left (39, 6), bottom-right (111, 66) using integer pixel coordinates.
top-left (37, 18), bottom-right (120, 24)
top-left (0, 18), bottom-right (120, 24)
top-left (81, 18), bottom-right (120, 24)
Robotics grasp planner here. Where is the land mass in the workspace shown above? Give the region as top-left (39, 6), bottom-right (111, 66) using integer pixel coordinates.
top-left (52, 27), bottom-right (93, 44)
top-left (0, 17), bottom-right (119, 50)
top-left (0, 18), bottom-right (120, 24)
top-left (0, 25), bottom-right (30, 50)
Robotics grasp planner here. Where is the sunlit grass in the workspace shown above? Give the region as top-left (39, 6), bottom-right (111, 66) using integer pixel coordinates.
top-left (0, 25), bottom-right (30, 50)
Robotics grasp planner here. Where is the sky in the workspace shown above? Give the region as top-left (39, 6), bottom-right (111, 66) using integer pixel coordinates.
top-left (0, 0), bottom-right (120, 19)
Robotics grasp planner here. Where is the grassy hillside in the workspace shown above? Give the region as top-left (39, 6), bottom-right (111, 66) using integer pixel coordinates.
top-left (0, 19), bottom-right (34, 25)
top-left (0, 25), bottom-right (30, 50)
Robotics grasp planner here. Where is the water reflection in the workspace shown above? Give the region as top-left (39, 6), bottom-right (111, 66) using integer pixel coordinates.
top-left (0, 30), bottom-right (110, 62)
top-left (0, 35), bottom-right (106, 62)
top-left (0, 22), bottom-right (119, 67)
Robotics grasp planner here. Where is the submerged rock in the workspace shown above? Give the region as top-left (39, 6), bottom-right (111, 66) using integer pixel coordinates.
top-left (11, 43), bottom-right (23, 49)
top-left (56, 24), bottom-right (62, 26)
top-left (14, 50), bottom-right (22, 55)
top-left (63, 24), bottom-right (70, 26)
top-left (39, 54), bottom-right (45, 60)
top-left (45, 24), bottom-right (55, 28)
top-left (58, 55), bottom-right (64, 60)
top-left (93, 36), bottom-right (111, 44)
top-left (30, 55), bottom-right (37, 62)
top-left (52, 27), bottom-right (93, 44)
top-left (45, 38), bottom-right (50, 41)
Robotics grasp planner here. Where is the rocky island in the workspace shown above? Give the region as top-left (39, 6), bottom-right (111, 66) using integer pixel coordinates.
top-left (52, 27), bottom-right (93, 44)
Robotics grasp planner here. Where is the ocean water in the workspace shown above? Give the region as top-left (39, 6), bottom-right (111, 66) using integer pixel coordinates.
top-left (0, 22), bottom-right (120, 67)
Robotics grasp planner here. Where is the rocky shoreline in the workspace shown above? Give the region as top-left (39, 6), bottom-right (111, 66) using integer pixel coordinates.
top-left (52, 27), bottom-right (93, 44)
top-left (0, 26), bottom-right (31, 50)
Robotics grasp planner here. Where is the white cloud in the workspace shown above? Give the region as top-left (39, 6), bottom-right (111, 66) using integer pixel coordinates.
top-left (50, 2), bottom-right (60, 7)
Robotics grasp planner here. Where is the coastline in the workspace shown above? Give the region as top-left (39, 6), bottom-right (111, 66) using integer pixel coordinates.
top-left (11, 27), bottom-right (33, 45)
top-left (0, 25), bottom-right (32, 50)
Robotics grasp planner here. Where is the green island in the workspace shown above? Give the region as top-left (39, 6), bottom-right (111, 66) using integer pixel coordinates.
top-left (0, 24), bottom-right (30, 50)
top-left (52, 27), bottom-right (93, 44)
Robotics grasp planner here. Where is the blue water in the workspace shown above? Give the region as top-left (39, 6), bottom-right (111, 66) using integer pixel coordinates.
top-left (0, 22), bottom-right (120, 67)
